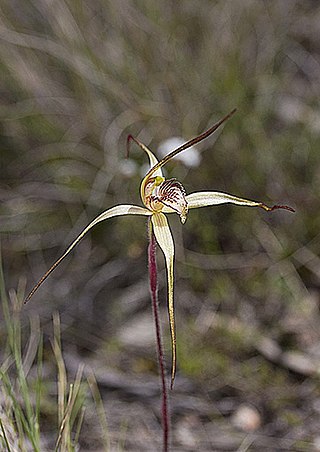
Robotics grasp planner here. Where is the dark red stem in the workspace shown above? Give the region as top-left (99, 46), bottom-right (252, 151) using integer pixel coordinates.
top-left (148, 220), bottom-right (169, 452)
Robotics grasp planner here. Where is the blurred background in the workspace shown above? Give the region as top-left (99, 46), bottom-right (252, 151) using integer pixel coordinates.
top-left (1, 0), bottom-right (320, 450)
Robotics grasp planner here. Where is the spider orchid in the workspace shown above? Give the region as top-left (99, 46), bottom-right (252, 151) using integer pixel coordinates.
top-left (25, 109), bottom-right (294, 391)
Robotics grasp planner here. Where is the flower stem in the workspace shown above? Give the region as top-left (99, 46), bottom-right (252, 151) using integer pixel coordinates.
top-left (148, 220), bottom-right (169, 452)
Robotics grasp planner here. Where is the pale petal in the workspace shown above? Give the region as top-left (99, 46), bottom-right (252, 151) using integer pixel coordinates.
top-left (151, 212), bottom-right (176, 389)
top-left (127, 135), bottom-right (164, 204)
top-left (186, 191), bottom-right (262, 208)
top-left (25, 205), bottom-right (151, 303)
top-left (186, 191), bottom-right (295, 212)
top-left (144, 147), bottom-right (163, 178)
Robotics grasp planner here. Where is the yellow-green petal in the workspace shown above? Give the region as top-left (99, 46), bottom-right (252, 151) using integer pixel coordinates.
top-left (25, 205), bottom-right (151, 303)
top-left (186, 191), bottom-right (294, 212)
top-left (128, 135), bottom-right (164, 203)
top-left (143, 144), bottom-right (163, 178)
top-left (128, 135), bottom-right (163, 177)
top-left (151, 212), bottom-right (176, 389)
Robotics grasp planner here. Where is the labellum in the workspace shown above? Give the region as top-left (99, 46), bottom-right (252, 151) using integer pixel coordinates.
top-left (154, 179), bottom-right (188, 224)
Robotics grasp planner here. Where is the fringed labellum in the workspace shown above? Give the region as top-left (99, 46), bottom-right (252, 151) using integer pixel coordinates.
top-left (143, 177), bottom-right (188, 224)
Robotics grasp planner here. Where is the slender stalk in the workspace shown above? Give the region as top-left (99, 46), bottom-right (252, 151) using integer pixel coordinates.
top-left (148, 220), bottom-right (169, 452)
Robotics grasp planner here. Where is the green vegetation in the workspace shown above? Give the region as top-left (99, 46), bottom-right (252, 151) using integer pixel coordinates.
top-left (0, 258), bottom-right (109, 451)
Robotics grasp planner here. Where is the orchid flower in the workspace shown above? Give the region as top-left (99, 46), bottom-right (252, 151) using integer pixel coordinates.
top-left (25, 109), bottom-right (294, 392)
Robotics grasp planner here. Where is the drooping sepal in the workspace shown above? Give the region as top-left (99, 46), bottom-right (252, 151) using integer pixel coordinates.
top-left (151, 212), bottom-right (176, 389)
